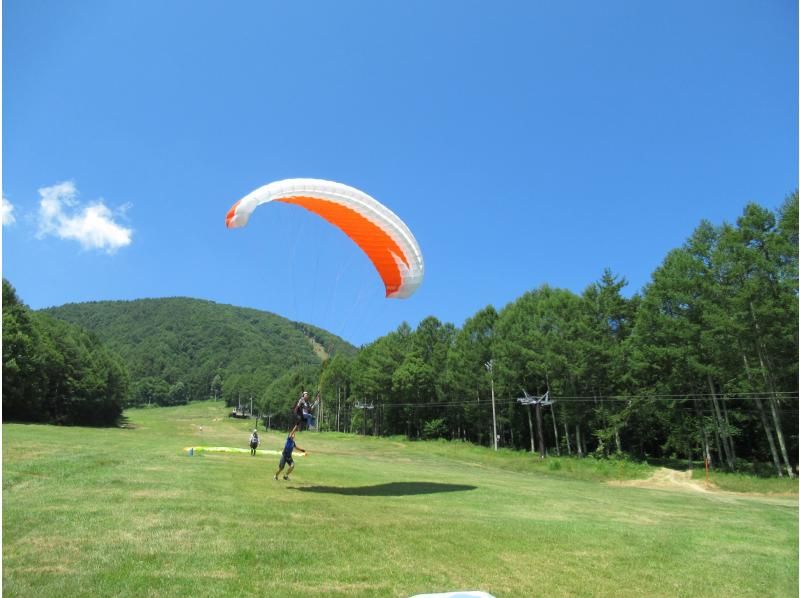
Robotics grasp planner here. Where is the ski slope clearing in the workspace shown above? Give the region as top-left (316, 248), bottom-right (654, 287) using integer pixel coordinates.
top-left (3, 401), bottom-right (797, 597)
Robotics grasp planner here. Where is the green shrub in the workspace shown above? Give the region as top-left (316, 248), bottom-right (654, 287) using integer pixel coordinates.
top-left (422, 418), bottom-right (447, 440)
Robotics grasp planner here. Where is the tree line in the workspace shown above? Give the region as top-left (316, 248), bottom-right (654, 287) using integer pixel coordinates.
top-left (258, 195), bottom-right (798, 477)
top-left (2, 280), bottom-right (128, 425)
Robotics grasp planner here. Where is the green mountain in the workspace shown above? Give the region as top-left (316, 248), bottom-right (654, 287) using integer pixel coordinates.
top-left (41, 297), bottom-right (357, 406)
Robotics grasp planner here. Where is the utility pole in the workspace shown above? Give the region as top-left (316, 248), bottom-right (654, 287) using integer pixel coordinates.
top-left (485, 360), bottom-right (498, 451)
top-left (316, 391), bottom-right (322, 433)
top-left (517, 390), bottom-right (553, 459)
top-left (550, 400), bottom-right (561, 456)
top-left (337, 386), bottom-right (341, 433)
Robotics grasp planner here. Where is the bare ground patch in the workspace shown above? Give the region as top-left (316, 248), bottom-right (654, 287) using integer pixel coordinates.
top-left (610, 468), bottom-right (798, 507)
top-left (610, 467), bottom-right (713, 493)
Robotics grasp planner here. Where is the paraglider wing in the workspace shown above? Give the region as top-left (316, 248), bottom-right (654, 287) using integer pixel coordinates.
top-left (226, 178), bottom-right (424, 298)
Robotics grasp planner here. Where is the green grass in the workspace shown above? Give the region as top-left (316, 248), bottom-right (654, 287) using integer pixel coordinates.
top-left (3, 401), bottom-right (798, 597)
top-left (694, 469), bottom-right (800, 494)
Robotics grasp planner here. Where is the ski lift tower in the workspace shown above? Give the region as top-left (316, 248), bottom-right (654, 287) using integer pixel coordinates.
top-left (516, 390), bottom-right (552, 459)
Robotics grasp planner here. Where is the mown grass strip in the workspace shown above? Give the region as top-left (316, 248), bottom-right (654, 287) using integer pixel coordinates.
top-left (4, 401), bottom-right (797, 597)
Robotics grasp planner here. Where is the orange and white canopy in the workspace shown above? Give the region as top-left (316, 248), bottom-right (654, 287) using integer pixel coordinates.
top-left (226, 178), bottom-right (424, 299)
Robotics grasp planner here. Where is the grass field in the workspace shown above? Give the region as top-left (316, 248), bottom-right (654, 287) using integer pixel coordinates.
top-left (3, 401), bottom-right (798, 597)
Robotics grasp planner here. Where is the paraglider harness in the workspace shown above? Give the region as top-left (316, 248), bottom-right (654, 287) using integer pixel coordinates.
top-left (293, 393), bottom-right (318, 430)
top-left (293, 397), bottom-right (308, 428)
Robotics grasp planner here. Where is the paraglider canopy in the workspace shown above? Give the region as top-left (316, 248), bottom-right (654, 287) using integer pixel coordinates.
top-left (226, 178), bottom-right (424, 298)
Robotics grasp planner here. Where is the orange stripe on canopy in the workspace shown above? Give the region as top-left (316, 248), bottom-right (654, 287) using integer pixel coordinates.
top-left (225, 200), bottom-right (242, 228)
top-left (277, 195), bottom-right (408, 297)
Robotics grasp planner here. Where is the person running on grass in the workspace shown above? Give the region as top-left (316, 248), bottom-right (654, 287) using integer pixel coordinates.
top-left (274, 425), bottom-right (306, 481)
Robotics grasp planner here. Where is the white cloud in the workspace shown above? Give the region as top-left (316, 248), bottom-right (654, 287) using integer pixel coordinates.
top-left (2, 196), bottom-right (16, 226)
top-left (36, 181), bottom-right (132, 253)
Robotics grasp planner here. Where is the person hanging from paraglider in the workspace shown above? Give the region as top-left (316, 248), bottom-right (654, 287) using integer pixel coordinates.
top-left (249, 429), bottom-right (260, 455)
top-left (292, 390), bottom-right (320, 431)
top-left (304, 391), bottom-right (320, 430)
top-left (274, 424), bottom-right (306, 481)
top-left (292, 392), bottom-right (310, 430)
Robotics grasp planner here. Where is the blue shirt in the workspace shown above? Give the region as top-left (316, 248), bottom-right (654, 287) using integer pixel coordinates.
top-left (283, 436), bottom-right (295, 457)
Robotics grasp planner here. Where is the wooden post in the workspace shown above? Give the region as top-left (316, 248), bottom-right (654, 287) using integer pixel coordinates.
top-left (564, 422), bottom-right (572, 455)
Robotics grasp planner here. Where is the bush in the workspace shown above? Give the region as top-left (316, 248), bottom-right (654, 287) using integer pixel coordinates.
top-left (422, 418), bottom-right (447, 440)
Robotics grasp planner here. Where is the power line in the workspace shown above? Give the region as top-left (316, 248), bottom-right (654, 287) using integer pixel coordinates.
top-left (366, 392), bottom-right (798, 409)
top-left (515, 395), bottom-right (799, 403)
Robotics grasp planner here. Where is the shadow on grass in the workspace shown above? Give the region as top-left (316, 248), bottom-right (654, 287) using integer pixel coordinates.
top-left (290, 482), bottom-right (477, 496)
top-left (117, 415), bottom-right (137, 429)
top-left (645, 458), bottom-right (696, 471)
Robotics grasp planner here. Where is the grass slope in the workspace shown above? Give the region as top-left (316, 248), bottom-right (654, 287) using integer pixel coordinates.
top-left (3, 402), bottom-right (797, 597)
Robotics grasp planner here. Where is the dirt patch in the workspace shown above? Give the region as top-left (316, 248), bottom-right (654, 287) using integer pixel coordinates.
top-left (610, 468), bottom-right (798, 507)
top-left (305, 336), bottom-right (329, 361)
top-left (610, 467), bottom-right (714, 493)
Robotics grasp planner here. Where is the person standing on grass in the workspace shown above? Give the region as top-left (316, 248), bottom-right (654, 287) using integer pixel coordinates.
top-left (249, 429), bottom-right (260, 455)
top-left (274, 425), bottom-right (306, 481)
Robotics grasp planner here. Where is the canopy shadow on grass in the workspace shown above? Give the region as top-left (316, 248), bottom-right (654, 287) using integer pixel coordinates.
top-left (290, 482), bottom-right (477, 496)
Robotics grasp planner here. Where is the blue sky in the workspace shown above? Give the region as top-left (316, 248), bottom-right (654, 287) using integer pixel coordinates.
top-left (3, 1), bottom-right (797, 347)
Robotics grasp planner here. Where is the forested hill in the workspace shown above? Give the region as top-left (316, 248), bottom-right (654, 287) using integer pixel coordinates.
top-left (41, 298), bottom-right (356, 405)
